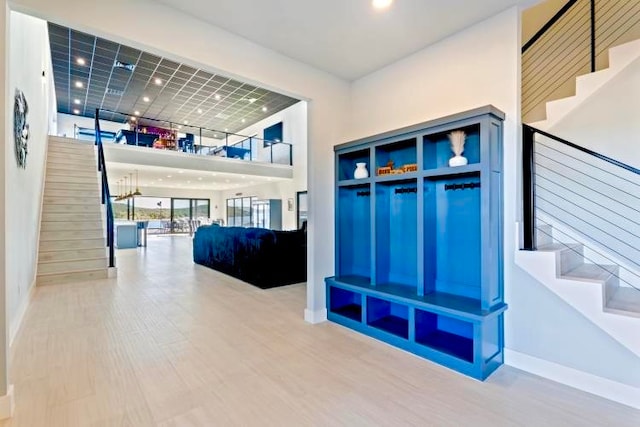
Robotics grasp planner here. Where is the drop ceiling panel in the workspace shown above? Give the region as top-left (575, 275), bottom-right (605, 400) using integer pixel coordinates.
top-left (48, 22), bottom-right (299, 134)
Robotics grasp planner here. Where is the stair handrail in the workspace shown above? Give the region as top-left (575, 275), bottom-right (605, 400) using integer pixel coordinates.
top-left (522, 0), bottom-right (595, 73)
top-left (522, 124), bottom-right (640, 251)
top-left (95, 109), bottom-right (115, 268)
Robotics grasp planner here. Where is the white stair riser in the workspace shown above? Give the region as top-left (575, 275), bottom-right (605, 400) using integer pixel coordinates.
top-left (40, 229), bottom-right (104, 241)
top-left (45, 189), bottom-right (99, 198)
top-left (41, 221), bottom-right (103, 231)
top-left (39, 238), bottom-right (105, 251)
top-left (45, 182), bottom-right (99, 190)
top-left (42, 212), bottom-right (103, 222)
top-left (43, 204), bottom-right (102, 213)
top-left (46, 167), bottom-right (97, 176)
top-left (38, 248), bottom-right (107, 262)
top-left (38, 258), bottom-right (108, 275)
top-left (42, 196), bottom-right (100, 205)
top-left (558, 247), bottom-right (584, 276)
top-left (36, 269), bottom-right (109, 286)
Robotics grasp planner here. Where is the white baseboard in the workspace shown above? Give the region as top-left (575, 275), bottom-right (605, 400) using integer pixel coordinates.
top-left (0, 385), bottom-right (15, 420)
top-left (505, 348), bottom-right (640, 410)
top-left (304, 308), bottom-right (327, 324)
top-left (10, 279), bottom-right (36, 348)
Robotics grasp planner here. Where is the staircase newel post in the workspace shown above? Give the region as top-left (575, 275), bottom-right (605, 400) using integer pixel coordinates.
top-left (522, 125), bottom-right (537, 251)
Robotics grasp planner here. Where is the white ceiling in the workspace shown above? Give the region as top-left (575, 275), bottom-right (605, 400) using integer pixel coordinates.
top-left (107, 162), bottom-right (288, 193)
top-left (157, 0), bottom-right (528, 80)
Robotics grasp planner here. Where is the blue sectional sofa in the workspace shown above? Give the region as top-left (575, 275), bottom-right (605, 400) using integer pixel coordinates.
top-left (193, 225), bottom-right (306, 289)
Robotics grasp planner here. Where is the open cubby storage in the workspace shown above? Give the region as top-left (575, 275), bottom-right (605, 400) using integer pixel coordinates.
top-left (337, 148), bottom-right (370, 182)
top-left (375, 138), bottom-right (417, 176)
top-left (367, 296), bottom-right (409, 339)
top-left (375, 179), bottom-right (418, 289)
top-left (423, 124), bottom-right (481, 170)
top-left (329, 287), bottom-right (363, 322)
top-left (326, 106), bottom-right (507, 381)
top-left (337, 184), bottom-right (371, 283)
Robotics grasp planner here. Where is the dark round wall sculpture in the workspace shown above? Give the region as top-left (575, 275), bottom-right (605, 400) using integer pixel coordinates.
top-left (14, 88), bottom-right (30, 169)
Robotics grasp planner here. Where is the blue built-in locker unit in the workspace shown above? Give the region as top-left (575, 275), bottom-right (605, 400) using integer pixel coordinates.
top-left (326, 106), bottom-right (507, 380)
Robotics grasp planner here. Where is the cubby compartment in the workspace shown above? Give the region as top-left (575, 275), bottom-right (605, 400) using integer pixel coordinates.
top-left (329, 286), bottom-right (363, 322)
top-left (424, 174), bottom-right (481, 302)
top-left (415, 310), bottom-right (474, 362)
top-left (375, 138), bottom-right (417, 176)
top-left (337, 184), bottom-right (371, 283)
top-left (423, 124), bottom-right (480, 170)
top-left (375, 179), bottom-right (418, 289)
top-left (337, 148), bottom-right (370, 181)
top-left (367, 297), bottom-right (409, 338)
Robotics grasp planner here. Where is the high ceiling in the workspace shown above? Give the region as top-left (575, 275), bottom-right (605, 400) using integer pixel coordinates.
top-left (47, 23), bottom-right (299, 134)
top-left (156, 0), bottom-right (529, 80)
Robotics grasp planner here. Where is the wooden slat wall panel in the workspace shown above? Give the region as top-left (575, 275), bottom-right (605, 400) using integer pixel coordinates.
top-left (522, 0), bottom-right (640, 123)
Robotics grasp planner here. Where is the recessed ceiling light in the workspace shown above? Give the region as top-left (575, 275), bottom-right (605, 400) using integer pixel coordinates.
top-left (197, 108), bottom-right (203, 114)
top-left (73, 109), bottom-right (80, 115)
top-left (77, 58), bottom-right (86, 66)
top-left (214, 94), bottom-right (221, 101)
top-left (167, 175), bottom-right (172, 178)
top-left (177, 125), bottom-right (182, 129)
top-left (241, 175), bottom-right (246, 179)
top-left (224, 128), bottom-right (228, 132)
top-left (211, 173), bottom-right (217, 176)
top-left (261, 106), bottom-right (268, 112)
top-left (183, 120), bottom-right (188, 125)
top-left (134, 111), bottom-right (140, 116)
top-left (248, 98), bottom-right (256, 104)
top-left (75, 81), bottom-right (83, 88)
top-left (143, 96), bottom-right (150, 102)
top-left (372, 0), bottom-right (393, 9)
top-left (214, 134), bottom-right (218, 138)
top-left (178, 170), bottom-right (184, 174)
top-left (154, 77), bottom-right (162, 85)
top-left (241, 118), bottom-right (246, 123)
top-left (131, 117), bottom-right (137, 121)
top-left (74, 99), bottom-right (81, 105)
top-left (158, 178), bottom-right (163, 181)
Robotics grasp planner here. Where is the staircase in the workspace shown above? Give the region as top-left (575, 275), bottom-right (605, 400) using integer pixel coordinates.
top-left (36, 136), bottom-right (112, 286)
top-left (531, 38), bottom-right (640, 129)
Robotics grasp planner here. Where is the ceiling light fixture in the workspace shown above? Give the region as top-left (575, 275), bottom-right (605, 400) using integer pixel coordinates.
top-left (73, 109), bottom-right (80, 115)
top-left (154, 77), bottom-right (162, 85)
top-left (133, 170), bottom-right (142, 196)
top-left (74, 99), bottom-right (81, 105)
top-left (241, 118), bottom-right (246, 123)
top-left (131, 117), bottom-right (137, 122)
top-left (372, 0), bottom-right (393, 10)
top-left (75, 81), bottom-right (83, 88)
top-left (134, 111), bottom-right (140, 116)
top-left (143, 96), bottom-right (150, 102)
top-left (178, 170), bottom-right (184, 174)
top-left (261, 106), bottom-right (268, 112)
top-left (214, 94), bottom-right (221, 101)
top-left (77, 57), bottom-right (86, 66)
top-left (167, 175), bottom-right (172, 178)
top-left (183, 120), bottom-right (188, 125)
top-left (197, 108), bottom-right (203, 114)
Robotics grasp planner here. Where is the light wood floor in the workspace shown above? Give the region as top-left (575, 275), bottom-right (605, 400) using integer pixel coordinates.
top-left (5, 235), bottom-right (639, 426)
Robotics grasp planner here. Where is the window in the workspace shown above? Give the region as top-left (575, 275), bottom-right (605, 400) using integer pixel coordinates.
top-left (226, 196), bottom-right (256, 227)
top-left (263, 121), bottom-right (283, 147)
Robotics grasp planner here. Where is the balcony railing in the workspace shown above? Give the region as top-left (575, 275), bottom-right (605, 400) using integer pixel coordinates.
top-left (85, 109), bottom-right (293, 166)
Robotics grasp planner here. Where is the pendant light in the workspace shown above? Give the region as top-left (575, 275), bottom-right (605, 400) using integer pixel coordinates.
top-left (133, 169), bottom-right (142, 196)
top-left (123, 176), bottom-right (129, 199)
top-left (128, 173), bottom-right (134, 199)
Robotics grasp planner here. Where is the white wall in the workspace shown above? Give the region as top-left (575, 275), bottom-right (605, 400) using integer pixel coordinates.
top-left (349, 6), bottom-right (640, 396)
top-left (56, 112), bottom-right (125, 138)
top-left (5, 12), bottom-right (54, 346)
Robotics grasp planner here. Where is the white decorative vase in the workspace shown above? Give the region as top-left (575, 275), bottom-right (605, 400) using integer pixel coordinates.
top-left (448, 130), bottom-right (467, 168)
top-left (449, 155), bottom-right (468, 167)
top-left (354, 162), bottom-right (369, 179)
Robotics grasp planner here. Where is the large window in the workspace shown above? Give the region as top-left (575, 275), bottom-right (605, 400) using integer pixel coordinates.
top-left (227, 196), bottom-right (256, 227)
top-left (111, 196), bottom-right (209, 234)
